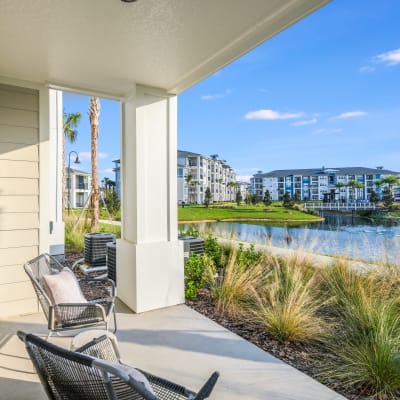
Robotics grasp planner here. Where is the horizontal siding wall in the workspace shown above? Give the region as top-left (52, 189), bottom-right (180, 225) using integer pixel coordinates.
top-left (0, 84), bottom-right (39, 317)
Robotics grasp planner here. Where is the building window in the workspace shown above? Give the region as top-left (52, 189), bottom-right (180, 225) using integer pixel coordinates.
top-left (76, 192), bottom-right (85, 207)
top-left (76, 175), bottom-right (87, 190)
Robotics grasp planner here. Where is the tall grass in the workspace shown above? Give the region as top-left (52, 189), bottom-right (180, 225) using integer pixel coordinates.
top-left (206, 249), bottom-right (264, 317)
top-left (205, 241), bottom-right (325, 343)
top-left (64, 218), bottom-right (121, 252)
top-left (322, 263), bottom-right (400, 399)
top-left (253, 254), bottom-right (326, 342)
top-left (197, 235), bottom-right (400, 397)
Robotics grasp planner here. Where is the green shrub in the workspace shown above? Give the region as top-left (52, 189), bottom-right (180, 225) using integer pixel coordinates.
top-left (178, 228), bottom-right (200, 237)
top-left (236, 243), bottom-right (263, 270)
top-left (184, 254), bottom-right (209, 300)
top-left (204, 234), bottom-right (222, 268)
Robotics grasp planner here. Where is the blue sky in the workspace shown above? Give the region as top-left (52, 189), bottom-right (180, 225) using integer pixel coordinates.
top-left (64, 0), bottom-right (400, 183)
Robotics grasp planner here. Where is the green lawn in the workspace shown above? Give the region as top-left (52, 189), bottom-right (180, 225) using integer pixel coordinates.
top-left (178, 204), bottom-right (322, 222)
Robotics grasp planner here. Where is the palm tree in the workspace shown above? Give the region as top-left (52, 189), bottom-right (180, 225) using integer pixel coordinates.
top-left (185, 173), bottom-right (194, 203)
top-left (347, 180), bottom-right (357, 201)
top-left (228, 181), bottom-right (239, 202)
top-left (380, 176), bottom-right (399, 202)
top-left (354, 181), bottom-right (365, 200)
top-left (89, 96), bottom-right (101, 231)
top-left (62, 112), bottom-right (82, 217)
top-left (188, 180), bottom-right (199, 204)
top-left (348, 180), bottom-right (365, 201)
top-left (375, 179), bottom-right (384, 199)
top-left (382, 176), bottom-right (399, 192)
top-left (335, 182), bottom-right (345, 202)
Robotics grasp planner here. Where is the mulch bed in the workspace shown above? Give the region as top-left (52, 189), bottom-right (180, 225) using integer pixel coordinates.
top-left (186, 289), bottom-right (354, 399)
top-left (66, 251), bottom-right (356, 399)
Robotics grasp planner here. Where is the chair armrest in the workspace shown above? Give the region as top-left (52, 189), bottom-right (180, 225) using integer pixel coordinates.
top-left (138, 369), bottom-right (193, 398)
top-left (193, 372), bottom-right (219, 400)
top-left (93, 359), bottom-right (159, 400)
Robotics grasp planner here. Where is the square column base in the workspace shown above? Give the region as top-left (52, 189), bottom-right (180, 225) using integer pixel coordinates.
top-left (116, 239), bottom-right (184, 313)
top-left (49, 221), bottom-right (65, 262)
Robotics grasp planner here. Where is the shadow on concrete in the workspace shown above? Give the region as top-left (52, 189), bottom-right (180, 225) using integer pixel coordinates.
top-left (117, 327), bottom-right (281, 364)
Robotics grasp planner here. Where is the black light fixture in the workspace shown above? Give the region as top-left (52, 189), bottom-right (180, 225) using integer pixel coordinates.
top-left (121, 0), bottom-right (137, 2)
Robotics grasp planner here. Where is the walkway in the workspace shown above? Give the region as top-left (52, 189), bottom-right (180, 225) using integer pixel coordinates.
top-left (303, 202), bottom-right (376, 211)
top-left (0, 301), bottom-right (344, 399)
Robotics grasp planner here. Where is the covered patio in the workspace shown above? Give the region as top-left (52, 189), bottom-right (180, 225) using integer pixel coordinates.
top-left (0, 0), bottom-right (337, 398)
top-left (0, 301), bottom-right (344, 400)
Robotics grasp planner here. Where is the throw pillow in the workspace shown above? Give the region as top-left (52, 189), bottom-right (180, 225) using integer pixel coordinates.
top-left (43, 268), bottom-right (87, 305)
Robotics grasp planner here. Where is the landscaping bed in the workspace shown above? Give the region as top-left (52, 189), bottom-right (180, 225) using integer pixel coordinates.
top-left (66, 244), bottom-right (400, 400)
top-left (187, 289), bottom-right (353, 399)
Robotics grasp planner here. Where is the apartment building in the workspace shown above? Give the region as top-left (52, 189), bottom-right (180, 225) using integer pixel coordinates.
top-left (250, 167), bottom-right (400, 202)
top-left (65, 167), bottom-right (91, 208)
top-left (177, 150), bottom-right (238, 204)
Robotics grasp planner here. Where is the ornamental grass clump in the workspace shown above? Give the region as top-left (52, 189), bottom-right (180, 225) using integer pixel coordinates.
top-left (322, 263), bottom-right (400, 399)
top-left (253, 254), bottom-right (325, 343)
top-left (65, 218), bottom-right (87, 252)
top-left (65, 218), bottom-right (121, 252)
top-left (206, 249), bottom-right (264, 317)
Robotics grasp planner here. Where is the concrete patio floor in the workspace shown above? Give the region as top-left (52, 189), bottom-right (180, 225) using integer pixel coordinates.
top-left (0, 301), bottom-right (345, 400)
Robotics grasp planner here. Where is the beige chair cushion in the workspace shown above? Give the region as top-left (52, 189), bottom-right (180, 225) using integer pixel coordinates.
top-left (43, 268), bottom-right (87, 305)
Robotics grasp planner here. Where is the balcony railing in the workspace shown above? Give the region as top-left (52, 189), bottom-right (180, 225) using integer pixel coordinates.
top-left (76, 183), bottom-right (89, 190)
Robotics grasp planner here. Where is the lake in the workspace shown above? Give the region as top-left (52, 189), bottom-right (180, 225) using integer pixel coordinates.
top-left (181, 214), bottom-right (400, 264)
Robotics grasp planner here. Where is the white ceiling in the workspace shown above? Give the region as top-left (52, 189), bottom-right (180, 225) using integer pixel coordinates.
top-left (0, 0), bottom-right (329, 97)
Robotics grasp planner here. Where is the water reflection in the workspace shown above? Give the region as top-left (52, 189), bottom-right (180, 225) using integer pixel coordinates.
top-left (181, 214), bottom-right (400, 263)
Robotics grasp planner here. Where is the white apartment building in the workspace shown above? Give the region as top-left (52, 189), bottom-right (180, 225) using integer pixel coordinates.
top-left (178, 150), bottom-right (237, 204)
top-left (250, 167), bottom-right (400, 202)
top-left (238, 182), bottom-right (249, 201)
top-left (65, 167), bottom-right (92, 208)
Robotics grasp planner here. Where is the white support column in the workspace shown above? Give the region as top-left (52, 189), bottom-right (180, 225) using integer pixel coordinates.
top-left (47, 89), bottom-right (65, 260)
top-left (39, 86), bottom-right (64, 258)
top-left (117, 85), bottom-right (184, 313)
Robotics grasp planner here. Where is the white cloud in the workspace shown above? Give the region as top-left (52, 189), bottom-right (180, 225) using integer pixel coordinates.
top-left (201, 89), bottom-right (233, 100)
top-left (236, 175), bottom-right (252, 182)
top-left (376, 48), bottom-right (400, 66)
top-left (335, 111), bottom-right (367, 119)
top-left (312, 128), bottom-right (343, 136)
top-left (291, 117), bottom-right (317, 126)
top-left (101, 168), bottom-right (114, 174)
top-left (359, 65), bottom-right (375, 73)
top-left (235, 167), bottom-right (261, 173)
top-left (245, 109), bottom-right (304, 120)
top-left (78, 151), bottom-right (108, 161)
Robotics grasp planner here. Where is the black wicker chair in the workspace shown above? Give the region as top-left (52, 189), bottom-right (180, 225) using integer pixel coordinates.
top-left (24, 254), bottom-right (117, 337)
top-left (18, 331), bottom-right (219, 400)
